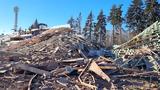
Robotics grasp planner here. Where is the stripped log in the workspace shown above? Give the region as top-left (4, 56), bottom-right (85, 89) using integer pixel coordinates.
top-left (15, 64), bottom-right (51, 76)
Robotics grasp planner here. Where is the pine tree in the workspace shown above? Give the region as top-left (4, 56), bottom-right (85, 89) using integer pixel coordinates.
top-left (18, 27), bottom-right (22, 35)
top-left (108, 5), bottom-right (118, 45)
top-left (84, 11), bottom-right (94, 40)
top-left (95, 10), bottom-right (107, 46)
top-left (67, 16), bottom-right (75, 29)
top-left (144, 0), bottom-right (160, 27)
top-left (126, 0), bottom-right (145, 34)
top-left (116, 5), bottom-right (124, 44)
top-left (77, 13), bottom-right (82, 34)
top-left (108, 4), bottom-right (124, 45)
top-left (94, 22), bottom-right (99, 43)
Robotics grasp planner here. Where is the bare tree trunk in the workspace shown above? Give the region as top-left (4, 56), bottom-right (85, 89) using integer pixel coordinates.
top-left (100, 28), bottom-right (102, 46)
top-left (89, 28), bottom-right (92, 40)
top-left (128, 30), bottom-right (130, 40)
top-left (119, 27), bottom-right (122, 44)
top-left (112, 25), bottom-right (115, 45)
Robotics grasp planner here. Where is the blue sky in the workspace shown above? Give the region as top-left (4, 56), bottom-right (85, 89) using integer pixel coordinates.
top-left (0, 0), bottom-right (132, 34)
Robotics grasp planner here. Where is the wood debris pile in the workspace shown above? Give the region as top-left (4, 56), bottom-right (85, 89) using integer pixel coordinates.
top-left (0, 28), bottom-right (160, 90)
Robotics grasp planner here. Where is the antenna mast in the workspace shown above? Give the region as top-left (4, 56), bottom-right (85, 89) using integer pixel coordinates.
top-left (14, 6), bottom-right (19, 32)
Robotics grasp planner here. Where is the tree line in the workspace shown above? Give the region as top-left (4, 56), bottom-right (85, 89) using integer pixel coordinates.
top-left (67, 0), bottom-right (160, 47)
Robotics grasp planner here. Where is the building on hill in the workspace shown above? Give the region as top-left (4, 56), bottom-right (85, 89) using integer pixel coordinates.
top-left (29, 19), bottom-right (48, 36)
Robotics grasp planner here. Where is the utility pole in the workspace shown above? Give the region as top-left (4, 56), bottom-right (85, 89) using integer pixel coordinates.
top-left (13, 6), bottom-right (19, 32)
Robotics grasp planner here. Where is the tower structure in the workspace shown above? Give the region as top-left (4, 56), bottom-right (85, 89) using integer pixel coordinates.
top-left (14, 6), bottom-right (19, 32)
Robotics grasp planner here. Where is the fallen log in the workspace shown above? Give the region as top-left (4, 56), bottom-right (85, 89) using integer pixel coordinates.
top-left (113, 71), bottom-right (160, 78)
top-left (15, 64), bottom-right (51, 76)
top-left (61, 58), bottom-right (84, 63)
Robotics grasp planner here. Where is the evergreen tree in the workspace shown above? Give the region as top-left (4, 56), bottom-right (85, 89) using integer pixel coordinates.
top-left (144, 0), bottom-right (160, 27)
top-left (93, 22), bottom-right (99, 43)
top-left (108, 4), bottom-right (124, 45)
top-left (95, 10), bottom-right (107, 46)
top-left (116, 5), bottom-right (124, 28)
top-left (77, 12), bottom-right (82, 34)
top-left (116, 5), bottom-right (124, 44)
top-left (84, 11), bottom-right (94, 40)
top-left (18, 27), bottom-right (22, 35)
top-left (126, 0), bottom-right (145, 34)
top-left (67, 16), bottom-right (75, 29)
top-left (108, 5), bottom-right (117, 45)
